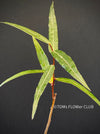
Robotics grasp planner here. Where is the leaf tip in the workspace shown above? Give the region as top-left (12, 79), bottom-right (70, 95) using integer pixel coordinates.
top-left (0, 22), bottom-right (6, 24)
top-left (31, 109), bottom-right (35, 120)
top-left (85, 85), bottom-right (91, 91)
top-left (31, 107), bottom-right (37, 120)
top-left (52, 1), bottom-right (54, 5)
top-left (88, 87), bottom-right (91, 92)
top-left (31, 113), bottom-right (34, 120)
top-left (50, 1), bottom-right (54, 9)
top-left (31, 99), bottom-right (38, 121)
top-left (0, 83), bottom-right (3, 87)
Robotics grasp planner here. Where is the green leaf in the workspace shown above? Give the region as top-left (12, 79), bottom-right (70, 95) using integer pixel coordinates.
top-left (51, 50), bottom-right (91, 91)
top-left (0, 70), bottom-right (44, 87)
top-left (32, 37), bottom-right (50, 70)
top-left (32, 65), bottom-right (55, 119)
top-left (55, 77), bottom-right (100, 106)
top-left (0, 22), bottom-right (51, 45)
top-left (32, 37), bottom-right (53, 84)
top-left (48, 1), bottom-right (58, 52)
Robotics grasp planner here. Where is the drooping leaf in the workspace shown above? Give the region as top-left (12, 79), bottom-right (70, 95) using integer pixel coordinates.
top-left (48, 1), bottom-right (58, 52)
top-left (51, 50), bottom-right (91, 91)
top-left (32, 37), bottom-right (50, 70)
top-left (55, 77), bottom-right (100, 106)
top-left (32, 65), bottom-right (55, 119)
top-left (0, 22), bottom-right (51, 45)
top-left (0, 70), bottom-right (44, 87)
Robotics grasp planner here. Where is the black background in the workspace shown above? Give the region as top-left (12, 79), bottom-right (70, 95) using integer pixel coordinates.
top-left (0, 0), bottom-right (100, 134)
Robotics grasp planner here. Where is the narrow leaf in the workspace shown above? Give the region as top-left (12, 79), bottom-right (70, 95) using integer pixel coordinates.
top-left (32, 37), bottom-right (50, 70)
top-left (56, 77), bottom-right (100, 106)
top-left (32, 37), bottom-right (53, 84)
top-left (0, 22), bottom-right (51, 45)
top-left (32, 65), bottom-right (55, 119)
top-left (48, 1), bottom-right (58, 52)
top-left (51, 50), bottom-right (91, 91)
top-left (0, 70), bottom-right (44, 87)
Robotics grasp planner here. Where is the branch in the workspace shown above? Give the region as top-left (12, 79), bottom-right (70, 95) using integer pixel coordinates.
top-left (44, 49), bottom-right (56, 134)
top-left (44, 93), bottom-right (57, 134)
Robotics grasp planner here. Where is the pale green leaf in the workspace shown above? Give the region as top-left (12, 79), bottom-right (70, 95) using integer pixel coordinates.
top-left (32, 65), bottom-right (55, 119)
top-left (56, 77), bottom-right (100, 106)
top-left (48, 1), bottom-right (58, 52)
top-left (32, 37), bottom-right (50, 70)
top-left (0, 70), bottom-right (44, 87)
top-left (32, 37), bottom-right (53, 84)
top-left (0, 22), bottom-right (51, 45)
top-left (51, 50), bottom-right (91, 91)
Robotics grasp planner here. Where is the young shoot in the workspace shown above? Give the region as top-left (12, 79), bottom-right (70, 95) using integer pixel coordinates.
top-left (0, 2), bottom-right (100, 134)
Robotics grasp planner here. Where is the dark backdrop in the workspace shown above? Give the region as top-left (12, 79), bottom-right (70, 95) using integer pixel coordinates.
top-left (0, 0), bottom-right (100, 134)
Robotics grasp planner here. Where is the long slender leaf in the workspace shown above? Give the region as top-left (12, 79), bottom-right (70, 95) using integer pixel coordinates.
top-left (32, 65), bottom-right (55, 119)
top-left (51, 50), bottom-right (91, 91)
top-left (55, 77), bottom-right (100, 106)
top-left (0, 70), bottom-right (44, 87)
top-left (0, 22), bottom-right (51, 45)
top-left (32, 37), bottom-right (50, 70)
top-left (48, 1), bottom-right (58, 52)
top-left (32, 37), bottom-right (53, 84)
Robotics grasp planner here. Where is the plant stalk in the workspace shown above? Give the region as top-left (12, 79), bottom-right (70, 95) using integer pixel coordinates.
top-left (44, 93), bottom-right (57, 134)
top-left (44, 49), bottom-right (56, 134)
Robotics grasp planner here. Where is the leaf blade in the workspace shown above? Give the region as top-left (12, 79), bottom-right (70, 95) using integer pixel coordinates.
top-left (32, 65), bottom-right (55, 119)
top-left (32, 37), bottom-right (50, 70)
top-left (0, 70), bottom-right (44, 87)
top-left (48, 1), bottom-right (58, 52)
top-left (56, 77), bottom-right (100, 106)
top-left (0, 22), bottom-right (51, 45)
top-left (32, 37), bottom-right (53, 84)
top-left (51, 50), bottom-right (90, 91)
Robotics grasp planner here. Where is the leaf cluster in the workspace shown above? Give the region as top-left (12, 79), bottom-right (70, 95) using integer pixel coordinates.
top-left (0, 2), bottom-right (100, 120)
